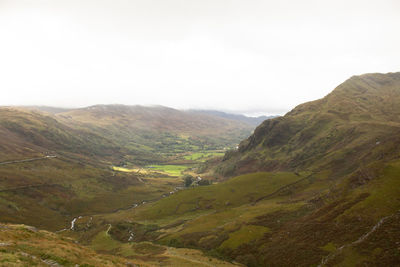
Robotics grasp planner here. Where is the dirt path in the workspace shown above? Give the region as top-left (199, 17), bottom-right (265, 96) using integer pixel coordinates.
top-left (254, 172), bottom-right (315, 203)
top-left (0, 155), bottom-right (56, 166)
top-left (318, 210), bottom-right (400, 266)
top-left (106, 224), bottom-right (112, 235)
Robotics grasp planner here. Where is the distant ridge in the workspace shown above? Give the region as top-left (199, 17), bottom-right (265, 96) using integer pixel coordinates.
top-left (189, 109), bottom-right (277, 126)
top-left (18, 106), bottom-right (74, 114)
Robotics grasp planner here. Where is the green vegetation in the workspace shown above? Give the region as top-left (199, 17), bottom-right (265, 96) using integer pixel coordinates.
top-left (98, 73), bottom-right (400, 266)
top-left (134, 172), bottom-right (305, 220)
top-left (147, 164), bottom-right (188, 176)
top-left (220, 225), bottom-right (270, 249)
top-left (184, 151), bottom-right (225, 162)
top-left (1, 73), bottom-right (400, 266)
top-left (183, 175), bottom-right (194, 187)
top-left (0, 223), bottom-right (142, 266)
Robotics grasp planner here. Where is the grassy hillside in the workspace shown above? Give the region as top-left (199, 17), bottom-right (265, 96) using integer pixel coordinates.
top-left (0, 107), bottom-right (120, 161)
top-left (0, 223), bottom-right (146, 266)
top-left (0, 223), bottom-right (239, 266)
top-left (79, 72), bottom-right (400, 266)
top-left (216, 72), bottom-right (400, 177)
top-left (188, 110), bottom-right (277, 126)
top-left (91, 158), bottom-right (398, 266)
top-left (0, 106), bottom-right (240, 231)
top-left (1, 73), bottom-right (400, 266)
top-left (56, 105), bottom-right (253, 162)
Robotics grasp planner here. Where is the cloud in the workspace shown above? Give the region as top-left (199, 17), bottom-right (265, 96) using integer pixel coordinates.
top-left (0, 0), bottom-right (399, 115)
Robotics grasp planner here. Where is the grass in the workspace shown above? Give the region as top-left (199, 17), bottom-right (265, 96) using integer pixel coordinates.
top-left (337, 159), bottom-right (400, 222)
top-left (147, 164), bottom-right (189, 176)
top-left (2, 73), bottom-right (400, 266)
top-left (220, 225), bottom-right (270, 249)
top-left (0, 156), bottom-right (182, 231)
top-left (184, 151), bottom-right (225, 162)
top-left (90, 228), bottom-right (121, 251)
top-left (321, 242), bottom-right (337, 252)
top-left (112, 166), bottom-right (149, 174)
top-left (0, 223), bottom-right (144, 266)
top-left (87, 226), bottom-right (238, 266)
top-left (134, 171), bottom-right (306, 221)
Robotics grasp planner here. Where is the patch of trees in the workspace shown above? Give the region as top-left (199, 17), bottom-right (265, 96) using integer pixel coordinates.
top-left (183, 174), bottom-right (212, 187)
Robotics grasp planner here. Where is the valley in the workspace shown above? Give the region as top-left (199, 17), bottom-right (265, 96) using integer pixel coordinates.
top-left (1, 73), bottom-right (400, 266)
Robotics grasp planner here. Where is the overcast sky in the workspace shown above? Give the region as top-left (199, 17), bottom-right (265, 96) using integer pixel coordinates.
top-left (0, 0), bottom-right (399, 116)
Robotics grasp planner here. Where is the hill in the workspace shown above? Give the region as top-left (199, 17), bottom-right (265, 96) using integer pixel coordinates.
top-left (1, 73), bottom-right (400, 266)
top-left (0, 105), bottom-right (252, 231)
top-left (93, 72), bottom-right (400, 266)
top-left (188, 110), bottom-right (277, 126)
top-left (0, 223), bottom-right (239, 266)
top-left (216, 72), bottom-right (400, 177)
top-left (56, 105), bottom-right (253, 163)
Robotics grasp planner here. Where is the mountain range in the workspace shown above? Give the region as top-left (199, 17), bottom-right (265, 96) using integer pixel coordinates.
top-left (1, 72), bottom-right (399, 266)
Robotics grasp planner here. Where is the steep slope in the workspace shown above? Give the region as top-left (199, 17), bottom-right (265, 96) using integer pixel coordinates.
top-left (0, 107), bottom-right (120, 161)
top-left (0, 223), bottom-right (145, 266)
top-left (54, 105), bottom-right (253, 165)
top-left (0, 108), bottom-right (149, 230)
top-left (217, 72), bottom-right (400, 177)
top-left (100, 72), bottom-right (400, 266)
top-left (0, 105), bottom-right (252, 231)
top-left (0, 223), bottom-right (238, 266)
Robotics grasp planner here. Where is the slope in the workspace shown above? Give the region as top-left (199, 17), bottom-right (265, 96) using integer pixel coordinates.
top-left (0, 222), bottom-right (239, 266)
top-left (188, 110), bottom-right (277, 126)
top-left (0, 105), bottom-right (252, 231)
top-left (216, 72), bottom-right (400, 177)
top-left (56, 105), bottom-right (253, 161)
top-left (93, 72), bottom-right (400, 266)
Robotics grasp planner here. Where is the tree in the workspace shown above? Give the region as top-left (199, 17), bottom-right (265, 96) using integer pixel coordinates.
top-left (183, 175), bottom-right (193, 187)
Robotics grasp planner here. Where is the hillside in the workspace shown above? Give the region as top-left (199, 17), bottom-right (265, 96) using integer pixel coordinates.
top-left (56, 105), bottom-right (253, 163)
top-left (0, 105), bottom-right (252, 231)
top-left (88, 72), bottom-right (400, 266)
top-left (1, 73), bottom-right (400, 266)
top-left (216, 72), bottom-right (400, 177)
top-left (0, 223), bottom-right (143, 266)
top-left (189, 110), bottom-right (277, 126)
top-left (0, 223), bottom-right (239, 266)
top-left (0, 107), bottom-right (120, 161)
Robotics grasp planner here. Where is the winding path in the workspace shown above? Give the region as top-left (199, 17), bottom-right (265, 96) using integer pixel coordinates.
top-left (318, 210), bottom-right (399, 266)
top-left (0, 155), bottom-right (56, 166)
top-left (106, 224), bottom-right (112, 235)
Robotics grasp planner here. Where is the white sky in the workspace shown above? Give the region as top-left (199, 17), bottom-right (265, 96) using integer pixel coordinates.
top-left (0, 0), bottom-right (399, 116)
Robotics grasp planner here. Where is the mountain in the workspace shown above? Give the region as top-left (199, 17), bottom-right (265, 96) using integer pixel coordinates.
top-left (56, 105), bottom-right (253, 159)
top-left (0, 105), bottom-right (253, 230)
top-left (23, 105), bottom-right (74, 114)
top-left (0, 107), bottom-right (120, 161)
top-left (217, 72), bottom-right (400, 177)
top-left (2, 73), bottom-right (400, 266)
top-left (107, 72), bottom-right (400, 266)
top-left (0, 105), bottom-right (254, 164)
top-left (189, 110), bottom-right (277, 126)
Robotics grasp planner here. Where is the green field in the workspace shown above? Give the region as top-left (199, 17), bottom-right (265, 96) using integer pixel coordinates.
top-left (183, 151), bottom-right (225, 162)
top-left (147, 164), bottom-right (188, 176)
